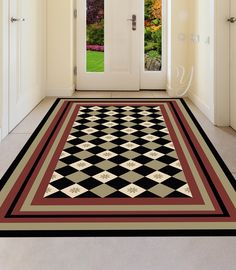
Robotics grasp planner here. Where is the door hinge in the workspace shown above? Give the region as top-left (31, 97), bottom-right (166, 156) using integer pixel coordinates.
top-left (74, 9), bottom-right (78, 19)
top-left (74, 66), bottom-right (77, 76)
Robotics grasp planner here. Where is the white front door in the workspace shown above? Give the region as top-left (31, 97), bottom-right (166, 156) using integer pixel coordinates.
top-left (76, 0), bottom-right (166, 91)
top-left (230, 0), bottom-right (236, 130)
top-left (9, 0), bottom-right (45, 131)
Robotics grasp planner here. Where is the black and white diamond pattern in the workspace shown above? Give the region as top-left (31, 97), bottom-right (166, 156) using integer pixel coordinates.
top-left (44, 105), bottom-right (192, 199)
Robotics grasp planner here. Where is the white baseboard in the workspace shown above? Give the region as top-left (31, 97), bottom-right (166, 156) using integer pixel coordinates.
top-left (46, 85), bottom-right (75, 97)
top-left (188, 91), bottom-right (214, 122)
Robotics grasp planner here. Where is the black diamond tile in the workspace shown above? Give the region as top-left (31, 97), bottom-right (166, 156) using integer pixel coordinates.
top-left (158, 155), bottom-right (177, 165)
top-left (79, 178), bottom-right (102, 189)
top-left (159, 166), bottom-right (182, 176)
top-left (50, 178), bottom-right (75, 190)
top-left (56, 166), bottom-right (78, 177)
top-left (162, 177), bottom-right (186, 190)
top-left (166, 191), bottom-right (190, 198)
top-left (46, 191), bottom-right (71, 198)
top-left (76, 191), bottom-right (100, 198)
top-left (133, 155), bottom-right (152, 165)
top-left (133, 166), bottom-right (155, 176)
top-left (82, 166), bottom-right (103, 176)
top-left (108, 178), bottom-right (130, 189)
top-left (60, 155), bottom-right (80, 165)
top-left (107, 191), bottom-right (130, 198)
top-left (134, 178), bottom-right (157, 189)
top-left (108, 166), bottom-right (129, 176)
top-left (85, 155), bottom-right (104, 164)
top-left (109, 155), bottom-right (128, 165)
top-left (136, 191), bottom-right (160, 198)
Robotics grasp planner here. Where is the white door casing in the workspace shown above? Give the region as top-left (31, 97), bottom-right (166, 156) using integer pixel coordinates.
top-left (77, 0), bottom-right (141, 91)
top-left (76, 0), bottom-right (167, 91)
top-left (230, 0), bottom-right (236, 130)
top-left (9, 0), bottom-right (45, 131)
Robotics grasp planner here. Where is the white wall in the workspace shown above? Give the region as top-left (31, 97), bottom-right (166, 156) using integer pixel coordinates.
top-left (167, 0), bottom-right (192, 94)
top-left (188, 0), bottom-right (215, 122)
top-left (0, 1), bottom-right (3, 138)
top-left (46, 0), bottom-right (74, 96)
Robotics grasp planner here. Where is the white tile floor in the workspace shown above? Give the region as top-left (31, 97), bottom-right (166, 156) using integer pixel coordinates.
top-left (0, 91), bottom-right (236, 270)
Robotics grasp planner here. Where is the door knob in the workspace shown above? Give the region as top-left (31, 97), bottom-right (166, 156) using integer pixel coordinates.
top-left (11, 17), bottom-right (25, 23)
top-left (227, 17), bottom-right (236, 23)
top-left (127, 15), bottom-right (136, 31)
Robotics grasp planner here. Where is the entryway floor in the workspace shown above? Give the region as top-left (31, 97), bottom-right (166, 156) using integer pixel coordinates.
top-left (0, 91), bottom-right (236, 270)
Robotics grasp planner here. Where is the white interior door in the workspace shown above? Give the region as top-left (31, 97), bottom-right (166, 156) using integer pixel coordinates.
top-left (9, 0), bottom-right (45, 131)
top-left (77, 0), bottom-right (141, 91)
top-left (230, 0), bottom-right (236, 130)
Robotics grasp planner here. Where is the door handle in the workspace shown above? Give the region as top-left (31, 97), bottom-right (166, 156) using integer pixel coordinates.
top-left (11, 17), bottom-right (25, 23)
top-left (227, 17), bottom-right (236, 23)
top-left (127, 15), bottom-right (136, 31)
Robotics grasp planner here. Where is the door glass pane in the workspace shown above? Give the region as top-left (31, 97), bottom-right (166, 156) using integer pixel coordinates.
top-left (86, 0), bottom-right (104, 72)
top-left (144, 0), bottom-right (162, 71)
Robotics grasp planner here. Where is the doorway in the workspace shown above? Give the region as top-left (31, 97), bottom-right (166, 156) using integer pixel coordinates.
top-left (76, 0), bottom-right (167, 91)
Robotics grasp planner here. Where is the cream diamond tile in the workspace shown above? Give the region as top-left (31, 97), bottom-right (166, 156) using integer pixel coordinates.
top-left (153, 106), bottom-right (161, 110)
top-left (157, 116), bottom-right (164, 121)
top-left (91, 184), bottom-right (116, 198)
top-left (97, 150), bottom-right (117, 160)
top-left (144, 150), bottom-right (164, 160)
top-left (77, 142), bottom-right (95, 150)
top-left (165, 142), bottom-right (175, 149)
top-left (160, 127), bottom-right (169, 134)
top-left (170, 160), bottom-right (183, 170)
top-left (149, 184), bottom-right (174, 198)
top-left (86, 116), bottom-right (100, 122)
top-left (93, 171), bottom-right (117, 183)
top-left (138, 111), bottom-right (152, 116)
top-left (70, 160), bottom-right (92, 171)
top-left (121, 142), bottom-right (139, 150)
top-left (121, 116), bottom-right (136, 122)
top-left (104, 111), bottom-right (118, 116)
top-left (44, 184), bottom-right (59, 197)
top-left (72, 122), bottom-right (81, 127)
top-left (59, 151), bottom-right (71, 159)
top-left (100, 134), bottom-right (117, 142)
top-left (120, 160), bottom-right (142, 170)
top-left (122, 106), bottom-right (135, 111)
top-left (142, 134), bottom-right (160, 142)
top-left (50, 172), bottom-right (63, 183)
top-left (122, 128), bottom-right (136, 134)
top-left (147, 171), bottom-right (171, 183)
top-left (177, 184), bottom-right (192, 197)
top-left (119, 184), bottom-right (145, 198)
top-left (90, 106), bottom-right (102, 111)
top-left (67, 135), bottom-right (76, 141)
top-left (140, 122), bottom-right (155, 128)
top-left (83, 127), bottom-right (97, 134)
top-left (61, 184), bottom-right (88, 198)
top-left (103, 122), bottom-right (118, 128)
